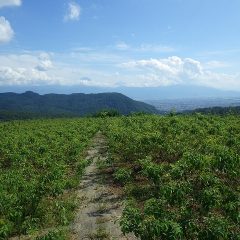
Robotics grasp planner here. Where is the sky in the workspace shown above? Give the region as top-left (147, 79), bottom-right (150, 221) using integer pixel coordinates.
top-left (0, 0), bottom-right (240, 95)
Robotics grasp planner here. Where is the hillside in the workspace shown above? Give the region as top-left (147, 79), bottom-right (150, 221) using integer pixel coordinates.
top-left (0, 91), bottom-right (158, 119)
top-left (190, 106), bottom-right (240, 115)
top-left (0, 115), bottom-right (239, 239)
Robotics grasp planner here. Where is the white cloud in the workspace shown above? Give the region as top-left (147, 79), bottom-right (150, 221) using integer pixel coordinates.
top-left (64, 2), bottom-right (81, 22)
top-left (0, 51), bottom-right (124, 87)
top-left (121, 56), bottom-right (185, 77)
top-left (0, 67), bottom-right (52, 85)
top-left (35, 53), bottom-right (53, 71)
top-left (0, 0), bottom-right (21, 8)
top-left (0, 52), bottom-right (56, 85)
top-left (0, 1), bottom-right (21, 44)
top-left (0, 16), bottom-right (14, 43)
top-left (0, 51), bottom-right (240, 91)
top-left (120, 56), bottom-right (240, 89)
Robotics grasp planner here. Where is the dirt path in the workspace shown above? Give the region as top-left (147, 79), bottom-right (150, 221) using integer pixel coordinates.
top-left (70, 132), bottom-right (136, 240)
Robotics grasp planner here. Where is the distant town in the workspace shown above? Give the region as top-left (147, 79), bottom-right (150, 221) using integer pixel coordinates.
top-left (147, 97), bottom-right (240, 113)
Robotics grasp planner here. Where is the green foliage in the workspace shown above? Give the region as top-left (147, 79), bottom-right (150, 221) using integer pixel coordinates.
top-left (113, 168), bottom-right (132, 185)
top-left (93, 109), bottom-right (121, 118)
top-left (104, 114), bottom-right (240, 239)
top-left (1, 114), bottom-right (239, 239)
top-left (0, 118), bottom-right (99, 238)
top-left (192, 106), bottom-right (240, 115)
top-left (35, 230), bottom-right (66, 240)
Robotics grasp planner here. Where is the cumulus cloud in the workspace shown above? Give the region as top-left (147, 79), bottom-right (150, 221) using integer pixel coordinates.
top-left (0, 53), bottom-right (56, 85)
top-left (120, 56), bottom-right (240, 89)
top-left (0, 0), bottom-right (21, 8)
top-left (0, 67), bottom-right (53, 85)
top-left (0, 51), bottom-right (239, 91)
top-left (64, 1), bottom-right (81, 22)
top-left (121, 56), bottom-right (186, 79)
top-left (0, 1), bottom-right (21, 44)
top-left (0, 16), bottom-right (14, 43)
top-left (35, 53), bottom-right (53, 71)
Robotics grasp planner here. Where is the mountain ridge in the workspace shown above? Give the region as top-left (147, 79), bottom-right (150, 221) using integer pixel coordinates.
top-left (0, 91), bottom-right (158, 119)
top-left (1, 85), bottom-right (240, 100)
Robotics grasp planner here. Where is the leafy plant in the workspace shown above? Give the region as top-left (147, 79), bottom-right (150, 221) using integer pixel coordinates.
top-left (113, 168), bottom-right (132, 185)
top-left (104, 114), bottom-right (240, 239)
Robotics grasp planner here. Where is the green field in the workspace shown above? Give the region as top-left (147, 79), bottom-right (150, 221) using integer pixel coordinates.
top-left (0, 114), bottom-right (239, 239)
top-left (0, 118), bottom-right (99, 239)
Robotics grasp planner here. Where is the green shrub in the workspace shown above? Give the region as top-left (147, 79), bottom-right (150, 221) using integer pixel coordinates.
top-left (113, 168), bottom-right (132, 185)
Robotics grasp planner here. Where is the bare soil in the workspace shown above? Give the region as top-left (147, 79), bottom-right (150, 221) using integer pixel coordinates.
top-left (70, 132), bottom-right (136, 240)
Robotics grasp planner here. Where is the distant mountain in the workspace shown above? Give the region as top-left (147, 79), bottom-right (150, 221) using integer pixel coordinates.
top-left (120, 85), bottom-right (240, 100)
top-left (0, 91), bottom-right (158, 120)
top-left (1, 85), bottom-right (240, 100)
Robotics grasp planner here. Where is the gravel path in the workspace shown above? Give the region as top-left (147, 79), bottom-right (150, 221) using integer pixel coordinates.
top-left (70, 132), bottom-right (136, 240)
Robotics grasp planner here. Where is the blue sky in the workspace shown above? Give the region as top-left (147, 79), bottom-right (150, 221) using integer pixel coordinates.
top-left (0, 0), bottom-right (240, 93)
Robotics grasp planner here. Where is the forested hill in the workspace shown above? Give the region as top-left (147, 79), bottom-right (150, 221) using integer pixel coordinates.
top-left (188, 106), bottom-right (240, 115)
top-left (0, 91), bottom-right (158, 119)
